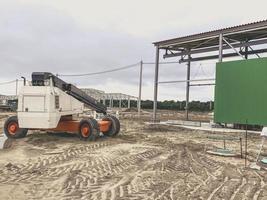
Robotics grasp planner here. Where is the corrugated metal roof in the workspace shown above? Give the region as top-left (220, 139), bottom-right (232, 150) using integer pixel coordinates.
top-left (154, 20), bottom-right (267, 47)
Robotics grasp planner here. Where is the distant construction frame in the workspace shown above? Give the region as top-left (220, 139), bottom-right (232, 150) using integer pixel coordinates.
top-left (81, 88), bottom-right (138, 109)
top-left (152, 20), bottom-right (267, 121)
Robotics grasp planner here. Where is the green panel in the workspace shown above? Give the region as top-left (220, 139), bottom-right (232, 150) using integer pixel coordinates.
top-left (214, 57), bottom-right (267, 126)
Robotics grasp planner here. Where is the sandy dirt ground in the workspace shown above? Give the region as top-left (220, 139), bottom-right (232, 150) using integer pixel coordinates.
top-left (0, 113), bottom-right (267, 199)
top-left (120, 109), bottom-right (212, 122)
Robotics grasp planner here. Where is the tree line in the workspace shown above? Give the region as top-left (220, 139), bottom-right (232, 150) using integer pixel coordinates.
top-left (104, 100), bottom-right (214, 112)
top-left (141, 100), bottom-right (213, 111)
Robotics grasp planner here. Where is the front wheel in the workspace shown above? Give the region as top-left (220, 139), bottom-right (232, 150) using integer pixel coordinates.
top-left (78, 119), bottom-right (96, 141)
top-left (4, 116), bottom-right (28, 138)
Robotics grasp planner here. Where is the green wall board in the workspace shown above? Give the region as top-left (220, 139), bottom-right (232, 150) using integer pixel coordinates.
top-left (214, 57), bottom-right (267, 125)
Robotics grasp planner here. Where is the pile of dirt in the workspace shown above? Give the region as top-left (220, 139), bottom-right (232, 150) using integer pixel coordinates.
top-left (123, 107), bottom-right (138, 112)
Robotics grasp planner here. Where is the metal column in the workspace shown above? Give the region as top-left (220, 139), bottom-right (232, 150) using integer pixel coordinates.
top-left (15, 79), bottom-right (18, 95)
top-left (185, 54), bottom-right (191, 120)
top-left (138, 60), bottom-right (143, 117)
top-left (119, 96), bottom-right (122, 109)
top-left (109, 98), bottom-right (112, 108)
top-left (153, 46), bottom-right (160, 122)
top-left (245, 46), bottom-right (248, 59)
top-left (219, 34), bottom-right (223, 62)
top-left (210, 101), bottom-right (213, 110)
top-left (128, 97), bottom-right (130, 108)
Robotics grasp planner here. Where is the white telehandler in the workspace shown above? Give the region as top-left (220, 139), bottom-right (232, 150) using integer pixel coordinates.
top-left (4, 72), bottom-right (120, 140)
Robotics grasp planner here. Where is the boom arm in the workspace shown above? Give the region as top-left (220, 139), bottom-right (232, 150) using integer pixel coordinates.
top-left (31, 72), bottom-right (107, 114)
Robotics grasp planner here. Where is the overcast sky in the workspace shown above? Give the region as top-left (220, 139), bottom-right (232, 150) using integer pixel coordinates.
top-left (0, 0), bottom-right (267, 101)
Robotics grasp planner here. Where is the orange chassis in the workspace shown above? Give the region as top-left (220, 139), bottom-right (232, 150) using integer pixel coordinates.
top-left (29, 120), bottom-right (111, 134)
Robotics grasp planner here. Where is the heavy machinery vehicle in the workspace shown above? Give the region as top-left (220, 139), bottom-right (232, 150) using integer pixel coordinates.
top-left (3, 72), bottom-right (120, 140)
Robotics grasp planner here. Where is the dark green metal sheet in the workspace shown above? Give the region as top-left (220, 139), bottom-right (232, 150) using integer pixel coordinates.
top-left (214, 57), bottom-right (267, 125)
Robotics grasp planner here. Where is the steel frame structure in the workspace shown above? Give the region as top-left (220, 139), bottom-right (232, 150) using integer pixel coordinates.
top-left (0, 95), bottom-right (17, 101)
top-left (81, 88), bottom-right (137, 109)
top-left (152, 20), bottom-right (267, 121)
top-left (103, 93), bottom-right (138, 109)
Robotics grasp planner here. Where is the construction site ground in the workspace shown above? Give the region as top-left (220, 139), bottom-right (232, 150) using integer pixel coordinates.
top-left (1, 111), bottom-right (267, 200)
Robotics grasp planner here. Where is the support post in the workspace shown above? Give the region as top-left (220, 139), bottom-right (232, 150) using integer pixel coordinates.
top-left (219, 34), bottom-right (223, 62)
top-left (15, 79), bottom-right (18, 96)
top-left (245, 120), bottom-right (248, 168)
top-left (138, 60), bottom-right (143, 117)
top-left (185, 53), bottom-right (191, 120)
top-left (153, 46), bottom-right (160, 122)
top-left (103, 97), bottom-right (106, 105)
top-left (240, 137), bottom-right (243, 158)
top-left (128, 97), bottom-right (130, 108)
top-left (245, 46), bottom-right (248, 59)
top-left (209, 101), bottom-right (213, 110)
top-left (119, 96), bottom-right (122, 109)
top-left (109, 98), bottom-right (112, 108)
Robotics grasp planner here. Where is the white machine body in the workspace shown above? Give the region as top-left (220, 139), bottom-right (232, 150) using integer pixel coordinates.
top-left (17, 84), bottom-right (84, 129)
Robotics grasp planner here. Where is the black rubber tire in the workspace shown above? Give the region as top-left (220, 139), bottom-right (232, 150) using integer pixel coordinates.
top-left (78, 119), bottom-right (95, 141)
top-left (4, 116), bottom-right (28, 139)
top-left (102, 115), bottom-right (120, 137)
top-left (88, 118), bottom-right (100, 139)
top-left (109, 115), bottom-right (120, 136)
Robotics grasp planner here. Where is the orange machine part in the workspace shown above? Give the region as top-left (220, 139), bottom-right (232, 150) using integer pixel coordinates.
top-left (80, 123), bottom-right (90, 137)
top-left (8, 122), bottom-right (19, 135)
top-left (49, 120), bottom-right (111, 133)
top-left (98, 121), bottom-right (111, 132)
top-left (50, 120), bottom-right (80, 133)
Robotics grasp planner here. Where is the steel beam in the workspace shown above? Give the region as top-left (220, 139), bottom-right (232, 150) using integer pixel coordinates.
top-left (154, 21), bottom-right (267, 47)
top-left (223, 37), bottom-right (244, 59)
top-left (245, 45), bottom-right (248, 59)
top-left (158, 78), bottom-right (215, 84)
top-left (189, 83), bottom-right (215, 87)
top-left (153, 46), bottom-right (160, 122)
top-left (15, 79), bottom-right (18, 96)
top-left (163, 38), bottom-right (267, 58)
top-left (248, 46), bottom-right (260, 58)
top-left (179, 48), bottom-right (267, 63)
top-left (219, 34), bottom-right (223, 62)
top-left (138, 60), bottom-right (143, 117)
top-left (210, 101), bottom-right (213, 110)
top-left (128, 97), bottom-right (130, 108)
top-left (185, 54), bottom-right (191, 120)
top-left (0, 95), bottom-right (17, 100)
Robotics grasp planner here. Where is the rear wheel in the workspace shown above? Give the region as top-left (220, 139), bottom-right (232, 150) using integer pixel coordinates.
top-left (4, 116), bottom-right (28, 138)
top-left (102, 115), bottom-right (120, 137)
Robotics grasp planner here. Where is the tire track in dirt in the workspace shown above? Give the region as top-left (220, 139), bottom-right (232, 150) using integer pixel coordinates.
top-left (86, 150), bottom-right (163, 200)
top-left (207, 177), bottom-right (229, 200)
top-left (229, 178), bottom-right (247, 200)
top-left (28, 147), bottom-right (163, 200)
top-left (0, 141), bottom-right (118, 183)
top-left (253, 171), bottom-right (266, 200)
top-left (231, 170), bottom-right (261, 200)
top-left (2, 122), bottom-right (267, 200)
